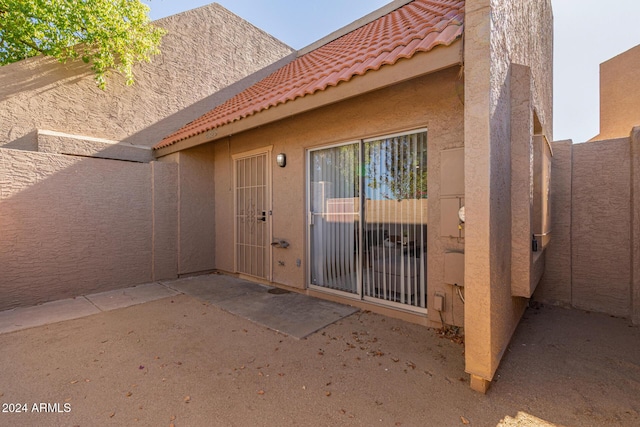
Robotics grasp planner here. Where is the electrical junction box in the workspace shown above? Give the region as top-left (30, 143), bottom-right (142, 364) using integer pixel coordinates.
top-left (439, 148), bottom-right (465, 239)
top-left (440, 197), bottom-right (464, 238)
top-left (440, 148), bottom-right (464, 196)
top-left (433, 293), bottom-right (445, 312)
top-left (444, 251), bottom-right (465, 287)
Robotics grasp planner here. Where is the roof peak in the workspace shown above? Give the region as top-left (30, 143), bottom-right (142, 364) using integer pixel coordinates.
top-left (297, 0), bottom-right (416, 57)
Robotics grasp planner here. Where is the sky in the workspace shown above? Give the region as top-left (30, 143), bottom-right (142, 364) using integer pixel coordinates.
top-left (142, 0), bottom-right (640, 143)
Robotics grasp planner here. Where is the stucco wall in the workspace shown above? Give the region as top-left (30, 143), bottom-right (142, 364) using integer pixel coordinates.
top-left (152, 161), bottom-right (179, 281)
top-left (0, 149), bottom-right (177, 311)
top-left (537, 132), bottom-right (639, 324)
top-left (0, 3), bottom-right (294, 310)
top-left (0, 3), bottom-right (294, 151)
top-left (177, 145), bottom-right (216, 275)
top-left (593, 45), bottom-right (640, 141)
top-left (535, 140), bottom-right (572, 304)
top-left (463, 0), bottom-right (553, 385)
top-left (205, 67), bottom-right (464, 325)
top-left (632, 127), bottom-right (640, 325)
top-left (572, 139), bottom-right (630, 316)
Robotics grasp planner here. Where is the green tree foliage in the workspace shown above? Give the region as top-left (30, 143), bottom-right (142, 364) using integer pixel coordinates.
top-left (0, 0), bottom-right (165, 89)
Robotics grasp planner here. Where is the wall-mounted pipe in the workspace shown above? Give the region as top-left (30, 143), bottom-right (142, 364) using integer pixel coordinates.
top-left (271, 239), bottom-right (289, 248)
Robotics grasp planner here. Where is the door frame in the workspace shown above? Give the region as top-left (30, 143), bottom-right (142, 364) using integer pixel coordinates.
top-left (232, 146), bottom-right (273, 281)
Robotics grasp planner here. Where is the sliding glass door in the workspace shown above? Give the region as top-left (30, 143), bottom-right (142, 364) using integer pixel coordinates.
top-left (308, 142), bottom-right (360, 294)
top-left (308, 130), bottom-right (428, 311)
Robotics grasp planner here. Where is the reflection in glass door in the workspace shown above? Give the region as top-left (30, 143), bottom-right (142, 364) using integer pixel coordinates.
top-left (362, 132), bottom-right (428, 308)
top-left (308, 142), bottom-right (360, 294)
top-left (308, 130), bottom-right (428, 311)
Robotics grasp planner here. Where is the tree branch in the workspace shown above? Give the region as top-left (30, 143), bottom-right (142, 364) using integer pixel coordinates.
top-left (18, 37), bottom-right (45, 54)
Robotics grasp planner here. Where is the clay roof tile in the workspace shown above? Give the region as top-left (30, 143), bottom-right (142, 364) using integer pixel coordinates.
top-left (155, 0), bottom-right (465, 150)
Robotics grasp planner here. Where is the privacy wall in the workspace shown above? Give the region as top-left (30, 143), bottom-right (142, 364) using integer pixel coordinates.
top-left (0, 149), bottom-right (177, 311)
top-left (537, 127), bottom-right (640, 325)
top-left (0, 3), bottom-right (293, 310)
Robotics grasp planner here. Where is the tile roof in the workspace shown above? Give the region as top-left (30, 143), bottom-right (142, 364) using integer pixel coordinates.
top-left (154, 0), bottom-right (464, 150)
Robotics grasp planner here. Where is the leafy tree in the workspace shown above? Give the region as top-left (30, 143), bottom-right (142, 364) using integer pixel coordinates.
top-left (0, 0), bottom-right (165, 89)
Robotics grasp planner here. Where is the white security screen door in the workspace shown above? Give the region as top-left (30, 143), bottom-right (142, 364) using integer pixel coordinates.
top-left (308, 130), bottom-right (428, 311)
top-left (234, 150), bottom-right (271, 280)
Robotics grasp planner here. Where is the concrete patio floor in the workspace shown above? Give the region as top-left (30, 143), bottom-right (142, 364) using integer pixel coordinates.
top-left (0, 275), bottom-right (638, 426)
top-left (0, 274), bottom-right (357, 338)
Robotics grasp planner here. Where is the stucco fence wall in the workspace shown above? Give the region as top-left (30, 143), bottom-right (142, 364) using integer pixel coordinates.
top-left (536, 127), bottom-right (640, 324)
top-left (0, 3), bottom-right (294, 312)
top-left (0, 148), bottom-right (182, 311)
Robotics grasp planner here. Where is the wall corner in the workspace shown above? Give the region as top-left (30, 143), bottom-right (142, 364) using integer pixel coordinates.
top-left (631, 127), bottom-right (640, 324)
top-left (535, 139), bottom-right (573, 306)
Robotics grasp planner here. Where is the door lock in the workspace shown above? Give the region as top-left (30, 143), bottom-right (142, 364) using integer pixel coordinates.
top-left (258, 211), bottom-right (267, 222)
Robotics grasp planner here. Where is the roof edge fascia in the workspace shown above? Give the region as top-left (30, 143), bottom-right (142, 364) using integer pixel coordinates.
top-left (154, 39), bottom-right (462, 158)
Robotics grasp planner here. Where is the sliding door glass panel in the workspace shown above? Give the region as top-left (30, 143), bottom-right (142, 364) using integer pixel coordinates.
top-left (362, 132), bottom-right (427, 308)
top-left (309, 143), bottom-right (360, 294)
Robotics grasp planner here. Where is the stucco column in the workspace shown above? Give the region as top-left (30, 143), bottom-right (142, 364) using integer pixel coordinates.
top-left (632, 127), bottom-right (640, 325)
top-left (510, 64), bottom-right (534, 297)
top-left (463, 0), bottom-right (494, 393)
top-left (463, 0), bottom-right (552, 393)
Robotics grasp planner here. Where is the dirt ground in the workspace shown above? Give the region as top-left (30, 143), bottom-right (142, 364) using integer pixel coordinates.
top-left (0, 295), bottom-right (638, 427)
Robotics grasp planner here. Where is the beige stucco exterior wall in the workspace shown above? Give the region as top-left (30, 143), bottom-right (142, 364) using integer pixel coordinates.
top-left (152, 161), bottom-right (179, 281)
top-left (535, 140), bottom-right (572, 304)
top-left (537, 131), bottom-right (640, 325)
top-left (0, 4), bottom-right (295, 310)
top-left (0, 149), bottom-right (177, 311)
top-left (0, 3), bottom-right (294, 152)
top-left (463, 0), bottom-right (553, 388)
top-left (632, 127), bottom-right (640, 325)
top-left (571, 139), bottom-right (630, 316)
top-left (509, 64), bottom-right (546, 299)
top-left (593, 45), bottom-right (640, 141)
top-left (176, 145), bottom-right (217, 275)
top-left (203, 66), bottom-right (464, 325)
